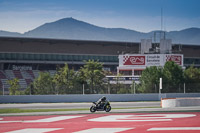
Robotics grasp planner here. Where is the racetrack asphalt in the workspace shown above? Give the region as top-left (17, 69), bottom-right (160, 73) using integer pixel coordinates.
top-left (0, 102), bottom-right (200, 116)
top-left (1, 112), bottom-right (200, 133)
top-left (0, 102), bottom-right (160, 109)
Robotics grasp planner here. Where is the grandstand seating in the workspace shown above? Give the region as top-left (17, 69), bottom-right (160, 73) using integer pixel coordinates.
top-left (25, 79), bottom-right (33, 86)
top-left (0, 70), bottom-right (56, 94)
top-left (32, 70), bottom-right (40, 78)
top-left (26, 70), bottom-right (35, 78)
top-left (0, 71), bottom-right (6, 79)
top-left (21, 70), bottom-right (32, 79)
top-left (19, 79), bottom-right (27, 89)
top-left (5, 70), bottom-right (15, 79)
top-left (1, 79), bottom-right (10, 88)
top-left (13, 70), bottom-right (23, 79)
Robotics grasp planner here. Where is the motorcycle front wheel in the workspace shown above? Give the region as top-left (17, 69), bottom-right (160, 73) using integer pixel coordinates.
top-left (105, 105), bottom-right (111, 112)
top-left (90, 106), bottom-right (96, 112)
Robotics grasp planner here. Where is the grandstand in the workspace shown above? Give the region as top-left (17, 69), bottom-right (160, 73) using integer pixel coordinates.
top-left (0, 36), bottom-right (200, 93)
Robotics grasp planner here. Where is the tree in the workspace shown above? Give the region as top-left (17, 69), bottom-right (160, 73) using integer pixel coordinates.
top-left (25, 83), bottom-right (34, 95)
top-left (76, 68), bottom-right (88, 93)
top-left (33, 72), bottom-right (55, 94)
top-left (109, 73), bottom-right (128, 94)
top-left (162, 61), bottom-right (184, 92)
top-left (80, 60), bottom-right (105, 94)
top-left (139, 66), bottom-right (162, 93)
top-left (53, 64), bottom-right (75, 94)
top-left (7, 78), bottom-right (20, 95)
top-left (184, 65), bottom-right (200, 92)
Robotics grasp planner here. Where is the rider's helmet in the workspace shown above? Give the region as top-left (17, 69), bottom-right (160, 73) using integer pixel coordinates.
top-left (101, 96), bottom-right (106, 101)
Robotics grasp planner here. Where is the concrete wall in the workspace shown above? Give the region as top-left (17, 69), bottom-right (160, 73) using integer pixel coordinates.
top-left (0, 93), bottom-right (200, 103)
top-left (162, 97), bottom-right (200, 108)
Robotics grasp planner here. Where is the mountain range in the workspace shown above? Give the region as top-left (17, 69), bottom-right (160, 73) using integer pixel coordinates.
top-left (0, 17), bottom-right (200, 45)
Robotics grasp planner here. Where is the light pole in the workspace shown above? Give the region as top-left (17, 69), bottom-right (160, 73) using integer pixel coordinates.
top-left (159, 78), bottom-right (162, 94)
top-left (3, 84), bottom-right (4, 96)
top-left (184, 83), bottom-right (185, 93)
top-left (83, 84), bottom-right (85, 95)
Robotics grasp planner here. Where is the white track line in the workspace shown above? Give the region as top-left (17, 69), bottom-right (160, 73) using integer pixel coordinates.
top-left (73, 128), bottom-right (133, 133)
top-left (148, 127), bottom-right (200, 131)
top-left (5, 128), bottom-right (63, 133)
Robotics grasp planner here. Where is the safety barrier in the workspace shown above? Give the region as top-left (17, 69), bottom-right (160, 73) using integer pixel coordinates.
top-left (161, 97), bottom-right (200, 108)
top-left (0, 93), bottom-right (200, 103)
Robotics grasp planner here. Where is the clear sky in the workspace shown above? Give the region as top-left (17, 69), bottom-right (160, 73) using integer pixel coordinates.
top-left (0, 0), bottom-right (200, 33)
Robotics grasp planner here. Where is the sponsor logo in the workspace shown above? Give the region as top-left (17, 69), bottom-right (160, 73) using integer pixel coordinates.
top-left (123, 56), bottom-right (145, 65)
top-left (166, 55), bottom-right (182, 65)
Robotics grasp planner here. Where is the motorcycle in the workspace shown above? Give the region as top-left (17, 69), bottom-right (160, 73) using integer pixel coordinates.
top-left (90, 101), bottom-right (111, 112)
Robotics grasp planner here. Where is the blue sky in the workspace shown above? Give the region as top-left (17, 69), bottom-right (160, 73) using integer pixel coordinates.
top-left (0, 0), bottom-right (200, 33)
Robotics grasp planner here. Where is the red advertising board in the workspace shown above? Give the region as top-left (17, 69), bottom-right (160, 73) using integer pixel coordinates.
top-left (123, 56), bottom-right (145, 65)
top-left (166, 55), bottom-right (182, 65)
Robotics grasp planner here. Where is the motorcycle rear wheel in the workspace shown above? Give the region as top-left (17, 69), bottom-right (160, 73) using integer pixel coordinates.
top-left (90, 106), bottom-right (96, 112)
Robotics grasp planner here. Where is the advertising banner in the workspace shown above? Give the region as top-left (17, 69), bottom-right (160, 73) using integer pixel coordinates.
top-left (165, 55), bottom-right (182, 65)
top-left (119, 54), bottom-right (183, 67)
top-left (123, 56), bottom-right (145, 65)
top-left (146, 54), bottom-right (163, 66)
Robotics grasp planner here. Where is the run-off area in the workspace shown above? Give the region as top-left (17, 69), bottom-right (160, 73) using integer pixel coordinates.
top-left (0, 113), bottom-right (200, 133)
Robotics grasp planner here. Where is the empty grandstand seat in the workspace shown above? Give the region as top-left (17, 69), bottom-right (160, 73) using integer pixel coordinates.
top-left (26, 70), bottom-right (35, 78)
top-left (13, 70), bottom-right (23, 79)
top-left (0, 71), bottom-right (7, 79)
top-left (32, 70), bottom-right (40, 78)
top-left (1, 79), bottom-right (10, 89)
top-left (19, 79), bottom-right (27, 89)
top-left (25, 79), bottom-right (33, 86)
top-left (5, 70), bottom-right (15, 79)
top-left (0, 79), bottom-right (10, 94)
top-left (20, 70), bottom-right (32, 80)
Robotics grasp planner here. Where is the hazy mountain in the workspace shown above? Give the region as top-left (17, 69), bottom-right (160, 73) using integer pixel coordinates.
top-left (23, 17), bottom-right (145, 42)
top-left (1, 17), bottom-right (200, 45)
top-left (0, 30), bottom-right (22, 37)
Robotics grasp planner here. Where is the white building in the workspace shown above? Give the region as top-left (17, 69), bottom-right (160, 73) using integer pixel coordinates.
top-left (107, 38), bottom-right (184, 84)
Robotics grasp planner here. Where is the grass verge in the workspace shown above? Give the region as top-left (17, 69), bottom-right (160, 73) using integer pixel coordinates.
top-left (1, 107), bottom-right (199, 114)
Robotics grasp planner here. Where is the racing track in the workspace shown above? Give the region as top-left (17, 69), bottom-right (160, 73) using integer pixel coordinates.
top-left (0, 112), bottom-right (200, 133)
top-left (0, 102), bottom-right (160, 110)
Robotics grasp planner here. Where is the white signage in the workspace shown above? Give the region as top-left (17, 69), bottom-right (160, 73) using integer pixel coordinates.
top-left (146, 55), bottom-right (162, 66)
top-left (119, 54), bottom-right (183, 67)
top-left (12, 65), bottom-right (32, 70)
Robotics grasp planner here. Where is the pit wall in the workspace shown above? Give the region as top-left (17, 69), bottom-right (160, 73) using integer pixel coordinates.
top-left (1, 93), bottom-right (200, 103)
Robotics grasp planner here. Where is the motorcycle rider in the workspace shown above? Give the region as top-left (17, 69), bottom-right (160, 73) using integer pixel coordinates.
top-left (96, 96), bottom-right (108, 108)
top-left (90, 96), bottom-right (111, 112)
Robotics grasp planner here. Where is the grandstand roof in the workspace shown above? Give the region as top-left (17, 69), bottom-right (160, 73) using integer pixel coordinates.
top-left (0, 36), bottom-right (139, 55)
top-left (0, 36), bottom-right (200, 57)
